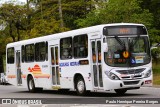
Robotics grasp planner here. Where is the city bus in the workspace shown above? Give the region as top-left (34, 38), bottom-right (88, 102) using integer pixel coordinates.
top-left (6, 23), bottom-right (152, 95)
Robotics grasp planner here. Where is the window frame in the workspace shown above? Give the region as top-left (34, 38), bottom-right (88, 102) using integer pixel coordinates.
top-left (73, 34), bottom-right (88, 59)
top-left (21, 45), bottom-right (25, 63)
top-left (60, 37), bottom-right (72, 60)
top-left (25, 44), bottom-right (35, 62)
top-left (35, 42), bottom-right (46, 62)
top-left (7, 47), bottom-right (15, 64)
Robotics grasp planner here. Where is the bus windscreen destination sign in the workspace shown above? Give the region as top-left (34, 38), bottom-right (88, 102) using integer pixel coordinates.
top-left (103, 26), bottom-right (147, 36)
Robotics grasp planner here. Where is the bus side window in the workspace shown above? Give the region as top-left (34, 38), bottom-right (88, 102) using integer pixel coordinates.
top-left (35, 42), bottom-right (46, 62)
top-left (60, 37), bottom-right (72, 60)
top-left (73, 34), bottom-right (88, 58)
top-left (25, 44), bottom-right (34, 62)
top-left (92, 41), bottom-right (96, 63)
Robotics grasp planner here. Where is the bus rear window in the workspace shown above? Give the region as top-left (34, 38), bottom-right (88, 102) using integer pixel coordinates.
top-left (7, 47), bottom-right (15, 64)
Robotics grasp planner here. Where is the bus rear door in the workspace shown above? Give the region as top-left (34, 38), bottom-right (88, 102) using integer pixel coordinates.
top-left (16, 50), bottom-right (22, 86)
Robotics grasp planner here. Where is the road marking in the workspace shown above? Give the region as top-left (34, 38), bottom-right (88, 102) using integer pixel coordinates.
top-left (17, 105), bottom-right (29, 107)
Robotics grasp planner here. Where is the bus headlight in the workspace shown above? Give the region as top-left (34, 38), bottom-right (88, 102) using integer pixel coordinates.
top-left (144, 69), bottom-right (152, 78)
top-left (105, 71), bottom-right (120, 80)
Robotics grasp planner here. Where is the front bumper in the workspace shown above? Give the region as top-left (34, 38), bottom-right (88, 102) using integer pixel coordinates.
top-left (103, 76), bottom-right (152, 90)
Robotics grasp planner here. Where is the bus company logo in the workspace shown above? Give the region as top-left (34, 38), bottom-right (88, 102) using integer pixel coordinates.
top-left (131, 74), bottom-right (135, 79)
top-left (2, 99), bottom-right (11, 104)
top-left (28, 64), bottom-right (42, 74)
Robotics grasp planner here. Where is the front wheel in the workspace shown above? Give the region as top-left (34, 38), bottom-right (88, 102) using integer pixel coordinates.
top-left (115, 89), bottom-right (127, 95)
top-left (75, 76), bottom-right (86, 96)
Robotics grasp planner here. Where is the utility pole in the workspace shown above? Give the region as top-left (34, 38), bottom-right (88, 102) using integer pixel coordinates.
top-left (58, 0), bottom-right (64, 28)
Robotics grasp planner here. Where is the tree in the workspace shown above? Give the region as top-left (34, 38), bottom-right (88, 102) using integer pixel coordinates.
top-left (139, 0), bottom-right (160, 45)
top-left (0, 30), bottom-right (7, 73)
top-left (140, 0), bottom-right (160, 30)
top-left (27, 0), bottom-right (69, 38)
top-left (62, 0), bottom-right (93, 29)
top-left (0, 3), bottom-right (27, 42)
top-left (76, 0), bottom-right (153, 29)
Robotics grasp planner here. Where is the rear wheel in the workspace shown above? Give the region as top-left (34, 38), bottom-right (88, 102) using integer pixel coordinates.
top-left (115, 89), bottom-right (127, 95)
top-left (27, 76), bottom-right (36, 93)
top-left (75, 76), bottom-right (86, 96)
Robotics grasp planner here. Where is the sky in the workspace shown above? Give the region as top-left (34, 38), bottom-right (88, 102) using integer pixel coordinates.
top-left (0, 0), bottom-right (26, 4)
top-left (19, 0), bottom-right (26, 2)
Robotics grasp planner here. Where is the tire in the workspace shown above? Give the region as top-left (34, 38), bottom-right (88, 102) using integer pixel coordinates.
top-left (27, 76), bottom-right (36, 93)
top-left (75, 76), bottom-right (86, 96)
top-left (115, 89), bottom-right (127, 95)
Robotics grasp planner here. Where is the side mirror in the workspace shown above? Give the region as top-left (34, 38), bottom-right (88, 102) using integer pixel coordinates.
top-left (103, 43), bottom-right (108, 52)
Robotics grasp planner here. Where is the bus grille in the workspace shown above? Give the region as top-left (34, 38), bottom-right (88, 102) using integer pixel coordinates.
top-left (116, 68), bottom-right (145, 74)
top-left (123, 81), bottom-right (139, 85)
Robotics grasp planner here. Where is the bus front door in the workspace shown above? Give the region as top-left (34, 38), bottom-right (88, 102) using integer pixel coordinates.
top-left (50, 46), bottom-right (60, 89)
top-left (91, 39), bottom-right (103, 89)
top-left (16, 51), bottom-right (22, 85)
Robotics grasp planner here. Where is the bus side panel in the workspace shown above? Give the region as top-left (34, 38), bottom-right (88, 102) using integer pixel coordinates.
top-left (60, 60), bottom-right (93, 90)
top-left (6, 64), bottom-right (17, 86)
top-left (6, 46), bottom-right (17, 86)
top-left (37, 61), bottom-right (51, 89)
top-left (21, 61), bottom-right (51, 89)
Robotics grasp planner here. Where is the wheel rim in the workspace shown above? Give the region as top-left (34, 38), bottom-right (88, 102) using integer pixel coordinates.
top-left (29, 80), bottom-right (34, 90)
top-left (77, 80), bottom-right (84, 93)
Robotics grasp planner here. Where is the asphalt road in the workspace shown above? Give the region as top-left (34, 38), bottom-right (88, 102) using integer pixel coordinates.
top-left (0, 85), bottom-right (160, 107)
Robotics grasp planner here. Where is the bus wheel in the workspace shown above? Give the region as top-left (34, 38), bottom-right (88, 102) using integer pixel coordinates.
top-left (75, 76), bottom-right (86, 96)
top-left (115, 89), bottom-right (127, 95)
top-left (27, 76), bottom-right (36, 93)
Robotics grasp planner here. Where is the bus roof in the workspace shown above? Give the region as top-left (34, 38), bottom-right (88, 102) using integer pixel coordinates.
top-left (7, 23), bottom-right (145, 47)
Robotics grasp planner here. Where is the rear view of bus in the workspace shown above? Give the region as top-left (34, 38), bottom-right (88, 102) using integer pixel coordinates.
top-left (102, 24), bottom-right (152, 94)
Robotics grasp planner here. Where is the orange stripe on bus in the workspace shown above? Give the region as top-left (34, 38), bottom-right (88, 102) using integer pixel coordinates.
top-left (7, 75), bottom-right (16, 78)
top-left (33, 74), bottom-right (50, 78)
top-left (7, 74), bottom-right (50, 79)
top-left (21, 75), bottom-right (27, 78)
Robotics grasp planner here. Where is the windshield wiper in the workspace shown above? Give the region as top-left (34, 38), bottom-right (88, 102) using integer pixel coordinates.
top-left (115, 36), bottom-right (126, 50)
top-left (129, 35), bottom-right (140, 47)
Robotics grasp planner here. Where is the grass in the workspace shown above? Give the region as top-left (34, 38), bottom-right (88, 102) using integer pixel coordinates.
top-left (152, 62), bottom-right (160, 85)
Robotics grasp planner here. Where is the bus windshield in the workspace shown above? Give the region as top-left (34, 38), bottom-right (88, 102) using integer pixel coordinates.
top-left (104, 36), bottom-right (151, 67)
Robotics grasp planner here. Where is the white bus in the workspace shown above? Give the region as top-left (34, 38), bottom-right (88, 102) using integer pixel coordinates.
top-left (6, 23), bottom-right (152, 95)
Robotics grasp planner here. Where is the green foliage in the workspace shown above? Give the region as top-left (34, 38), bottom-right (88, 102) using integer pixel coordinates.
top-left (151, 47), bottom-right (160, 63)
top-left (76, 0), bottom-right (153, 28)
top-left (0, 0), bottom-right (159, 53)
top-left (0, 3), bottom-right (27, 42)
top-left (149, 29), bottom-right (160, 45)
top-left (30, 18), bottom-right (69, 38)
top-left (152, 63), bottom-right (160, 85)
top-left (139, 0), bottom-right (160, 46)
top-left (62, 0), bottom-right (93, 29)
top-left (29, 0), bottom-right (70, 37)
